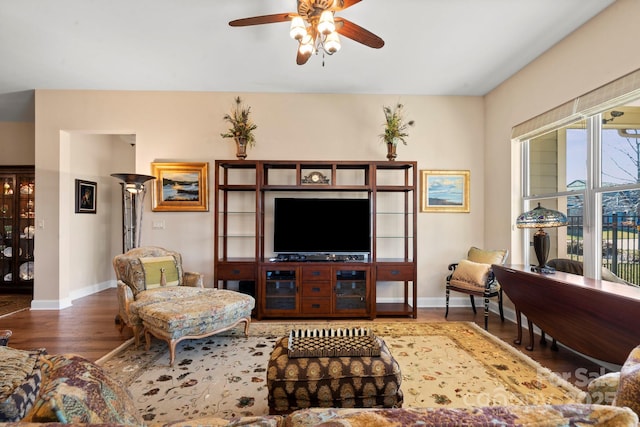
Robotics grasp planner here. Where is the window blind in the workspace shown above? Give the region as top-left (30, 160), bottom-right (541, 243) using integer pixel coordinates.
top-left (512, 68), bottom-right (640, 141)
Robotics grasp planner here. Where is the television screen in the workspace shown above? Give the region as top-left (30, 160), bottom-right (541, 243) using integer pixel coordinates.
top-left (274, 198), bottom-right (370, 254)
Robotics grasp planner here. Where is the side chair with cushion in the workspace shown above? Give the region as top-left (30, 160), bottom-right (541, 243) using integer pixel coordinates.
top-left (113, 245), bottom-right (205, 346)
top-left (445, 246), bottom-right (509, 330)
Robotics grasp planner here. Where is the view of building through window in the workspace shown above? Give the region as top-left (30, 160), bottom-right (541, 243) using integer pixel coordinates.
top-left (526, 106), bottom-right (640, 285)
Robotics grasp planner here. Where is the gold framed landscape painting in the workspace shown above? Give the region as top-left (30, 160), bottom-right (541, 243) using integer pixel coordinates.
top-left (151, 162), bottom-right (209, 212)
top-left (421, 170), bottom-right (470, 213)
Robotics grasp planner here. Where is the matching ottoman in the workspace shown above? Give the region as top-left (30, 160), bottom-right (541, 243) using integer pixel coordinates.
top-left (266, 335), bottom-right (403, 415)
top-left (138, 289), bottom-right (254, 366)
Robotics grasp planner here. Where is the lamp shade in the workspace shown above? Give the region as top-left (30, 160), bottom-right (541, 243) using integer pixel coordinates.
top-left (516, 203), bottom-right (567, 273)
top-left (299, 34), bottom-right (314, 55)
top-left (289, 16), bottom-right (306, 40)
top-left (111, 173), bottom-right (155, 194)
top-left (324, 31), bottom-right (341, 54)
top-left (516, 203), bottom-right (567, 229)
top-left (317, 10), bottom-right (335, 35)
top-left (110, 173), bottom-right (155, 185)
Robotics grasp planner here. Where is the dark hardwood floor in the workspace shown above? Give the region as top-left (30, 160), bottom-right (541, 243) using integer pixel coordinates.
top-left (0, 288), bottom-right (607, 389)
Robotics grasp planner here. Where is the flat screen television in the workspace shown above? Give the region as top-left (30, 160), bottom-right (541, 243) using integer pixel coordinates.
top-left (273, 198), bottom-right (371, 254)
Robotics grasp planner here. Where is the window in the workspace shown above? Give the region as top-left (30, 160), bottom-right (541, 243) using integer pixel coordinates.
top-left (523, 105), bottom-right (640, 285)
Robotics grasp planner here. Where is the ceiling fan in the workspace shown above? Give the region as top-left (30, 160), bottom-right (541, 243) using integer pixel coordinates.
top-left (229, 0), bottom-right (384, 65)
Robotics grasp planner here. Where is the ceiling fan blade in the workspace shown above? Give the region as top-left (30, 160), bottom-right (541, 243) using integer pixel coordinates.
top-left (335, 18), bottom-right (384, 49)
top-left (229, 13), bottom-right (292, 27)
top-left (296, 49), bottom-right (312, 65)
top-left (337, 0), bottom-right (362, 10)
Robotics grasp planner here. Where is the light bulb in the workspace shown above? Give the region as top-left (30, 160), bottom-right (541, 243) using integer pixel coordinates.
top-left (324, 31), bottom-right (341, 54)
top-left (289, 16), bottom-right (306, 40)
top-left (317, 10), bottom-right (335, 35)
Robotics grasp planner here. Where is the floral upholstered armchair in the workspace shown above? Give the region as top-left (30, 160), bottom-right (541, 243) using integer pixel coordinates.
top-left (112, 246), bottom-right (204, 345)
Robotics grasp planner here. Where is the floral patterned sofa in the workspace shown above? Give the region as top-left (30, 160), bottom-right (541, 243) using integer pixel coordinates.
top-left (1, 343), bottom-right (639, 426)
top-left (0, 346), bottom-right (142, 425)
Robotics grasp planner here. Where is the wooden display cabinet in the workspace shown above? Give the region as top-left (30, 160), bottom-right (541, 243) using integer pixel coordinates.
top-left (0, 166), bottom-right (35, 294)
top-left (214, 160), bottom-right (417, 319)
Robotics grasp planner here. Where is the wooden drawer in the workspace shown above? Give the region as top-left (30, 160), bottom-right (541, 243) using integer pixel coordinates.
top-left (301, 281), bottom-right (332, 298)
top-left (301, 298), bottom-right (331, 315)
top-left (301, 266), bottom-right (332, 281)
top-left (216, 263), bottom-right (256, 280)
top-left (376, 265), bottom-right (414, 281)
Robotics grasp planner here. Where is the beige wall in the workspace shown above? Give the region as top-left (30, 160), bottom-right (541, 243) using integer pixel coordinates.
top-left (34, 91), bottom-right (485, 307)
top-left (68, 134), bottom-right (134, 301)
top-left (484, 0), bottom-right (640, 265)
top-left (0, 122), bottom-right (34, 165)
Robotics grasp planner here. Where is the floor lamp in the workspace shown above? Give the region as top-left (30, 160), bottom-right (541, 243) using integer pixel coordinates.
top-left (516, 203), bottom-right (568, 273)
top-left (111, 173), bottom-right (155, 253)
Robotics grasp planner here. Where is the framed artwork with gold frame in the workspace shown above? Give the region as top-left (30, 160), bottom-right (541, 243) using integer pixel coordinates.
top-left (151, 162), bottom-right (209, 212)
top-left (420, 169), bottom-right (470, 213)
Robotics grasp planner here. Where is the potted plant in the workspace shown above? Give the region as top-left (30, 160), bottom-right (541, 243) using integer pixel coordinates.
top-left (380, 102), bottom-right (415, 161)
top-left (221, 96), bottom-right (257, 159)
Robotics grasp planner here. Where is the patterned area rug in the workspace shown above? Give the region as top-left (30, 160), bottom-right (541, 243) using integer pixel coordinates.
top-left (0, 294), bottom-right (31, 318)
top-left (97, 321), bottom-right (585, 424)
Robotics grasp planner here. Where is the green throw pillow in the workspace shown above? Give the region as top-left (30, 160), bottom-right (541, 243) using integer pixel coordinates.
top-left (139, 256), bottom-right (179, 289)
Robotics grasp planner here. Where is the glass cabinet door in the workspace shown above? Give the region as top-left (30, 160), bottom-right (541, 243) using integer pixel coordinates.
top-left (263, 269), bottom-right (298, 313)
top-left (0, 175), bottom-right (15, 285)
top-left (0, 168), bottom-right (34, 294)
top-left (17, 175), bottom-right (34, 284)
top-left (334, 269), bottom-right (368, 313)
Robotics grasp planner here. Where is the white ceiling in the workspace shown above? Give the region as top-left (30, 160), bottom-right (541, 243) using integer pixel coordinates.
top-left (0, 0), bottom-right (615, 122)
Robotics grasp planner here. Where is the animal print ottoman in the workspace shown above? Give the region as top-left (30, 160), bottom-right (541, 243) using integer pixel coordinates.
top-left (266, 335), bottom-right (403, 415)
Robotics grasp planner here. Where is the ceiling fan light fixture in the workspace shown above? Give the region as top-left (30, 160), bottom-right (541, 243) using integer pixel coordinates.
top-left (299, 34), bottom-right (315, 55)
top-left (324, 31), bottom-right (341, 54)
top-left (289, 16), bottom-right (306, 40)
top-left (317, 10), bottom-right (335, 35)
top-left (229, 1), bottom-right (385, 66)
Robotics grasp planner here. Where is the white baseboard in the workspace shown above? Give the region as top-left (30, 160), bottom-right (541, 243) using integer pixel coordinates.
top-left (412, 296), bottom-right (518, 323)
top-left (30, 280), bottom-right (116, 310)
top-left (69, 280), bottom-right (115, 300)
top-left (30, 298), bottom-right (73, 310)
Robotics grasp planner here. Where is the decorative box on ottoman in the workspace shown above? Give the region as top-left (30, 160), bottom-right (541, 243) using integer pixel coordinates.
top-left (266, 329), bottom-right (403, 415)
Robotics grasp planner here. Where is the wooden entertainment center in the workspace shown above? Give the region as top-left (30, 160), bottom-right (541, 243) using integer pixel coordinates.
top-left (214, 160), bottom-right (417, 320)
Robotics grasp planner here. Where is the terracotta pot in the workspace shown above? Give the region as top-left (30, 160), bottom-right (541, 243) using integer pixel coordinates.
top-left (235, 137), bottom-right (248, 160)
top-left (386, 142), bottom-right (397, 161)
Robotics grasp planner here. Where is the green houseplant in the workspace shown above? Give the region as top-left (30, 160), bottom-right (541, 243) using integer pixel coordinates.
top-left (221, 96), bottom-right (257, 159)
top-left (380, 103), bottom-right (415, 160)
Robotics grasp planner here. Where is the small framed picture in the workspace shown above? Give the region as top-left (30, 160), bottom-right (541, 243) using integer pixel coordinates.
top-left (420, 170), bottom-right (470, 213)
top-left (151, 162), bottom-right (209, 212)
top-left (75, 179), bottom-right (97, 214)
